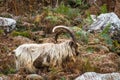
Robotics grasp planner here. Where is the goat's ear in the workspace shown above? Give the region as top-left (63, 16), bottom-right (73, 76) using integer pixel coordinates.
top-left (69, 41), bottom-right (78, 49)
top-left (69, 41), bottom-right (74, 46)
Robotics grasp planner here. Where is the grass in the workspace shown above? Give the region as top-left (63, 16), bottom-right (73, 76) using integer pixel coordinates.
top-left (3, 68), bottom-right (16, 75)
top-left (11, 31), bottom-right (31, 38)
top-left (100, 4), bottom-right (108, 13)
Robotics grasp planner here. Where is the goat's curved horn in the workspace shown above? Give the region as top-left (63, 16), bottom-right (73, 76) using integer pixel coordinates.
top-left (52, 25), bottom-right (76, 42)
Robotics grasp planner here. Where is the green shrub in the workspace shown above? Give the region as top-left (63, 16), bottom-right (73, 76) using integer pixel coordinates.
top-left (75, 0), bottom-right (89, 8)
top-left (100, 23), bottom-right (111, 34)
top-left (66, 0), bottom-right (89, 9)
top-left (86, 47), bottom-right (94, 53)
top-left (11, 31), bottom-right (31, 38)
top-left (100, 4), bottom-right (108, 13)
top-left (84, 11), bottom-right (94, 25)
top-left (73, 27), bottom-right (89, 44)
top-left (100, 23), bottom-right (113, 46)
top-left (61, 77), bottom-right (66, 80)
top-left (53, 3), bottom-right (80, 19)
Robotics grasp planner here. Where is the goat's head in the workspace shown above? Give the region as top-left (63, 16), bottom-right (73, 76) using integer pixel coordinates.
top-left (52, 25), bottom-right (79, 56)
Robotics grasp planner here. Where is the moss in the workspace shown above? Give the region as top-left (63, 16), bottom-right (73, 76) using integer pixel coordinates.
top-left (86, 47), bottom-right (94, 53)
top-left (3, 68), bottom-right (16, 75)
top-left (61, 77), bottom-right (66, 80)
top-left (0, 74), bottom-right (3, 77)
top-left (11, 31), bottom-right (31, 38)
top-left (0, 29), bottom-right (4, 35)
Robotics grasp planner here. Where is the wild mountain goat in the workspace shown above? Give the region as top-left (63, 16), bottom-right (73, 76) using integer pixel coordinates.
top-left (13, 26), bottom-right (79, 73)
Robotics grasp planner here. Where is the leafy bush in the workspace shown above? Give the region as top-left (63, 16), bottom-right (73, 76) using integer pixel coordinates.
top-left (85, 11), bottom-right (94, 24)
top-left (100, 24), bottom-right (113, 46)
top-left (75, 0), bottom-right (89, 8)
top-left (65, 0), bottom-right (89, 9)
top-left (75, 0), bottom-right (83, 5)
top-left (53, 3), bottom-right (80, 19)
top-left (73, 27), bottom-right (89, 44)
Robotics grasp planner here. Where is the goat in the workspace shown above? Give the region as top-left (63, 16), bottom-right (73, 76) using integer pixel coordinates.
top-left (13, 25), bottom-right (79, 73)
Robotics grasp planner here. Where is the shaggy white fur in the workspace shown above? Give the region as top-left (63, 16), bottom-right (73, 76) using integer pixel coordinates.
top-left (13, 25), bottom-right (78, 73)
top-left (14, 40), bottom-right (76, 73)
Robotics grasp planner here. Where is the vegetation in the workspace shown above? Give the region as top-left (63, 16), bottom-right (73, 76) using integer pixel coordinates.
top-left (0, 30), bottom-right (4, 35)
top-left (100, 4), bottom-right (108, 13)
top-left (11, 31), bottom-right (31, 38)
top-left (0, 0), bottom-right (120, 80)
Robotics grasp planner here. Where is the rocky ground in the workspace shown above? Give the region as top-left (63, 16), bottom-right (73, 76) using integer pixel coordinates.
top-left (0, 32), bottom-right (120, 80)
top-left (0, 0), bottom-right (120, 80)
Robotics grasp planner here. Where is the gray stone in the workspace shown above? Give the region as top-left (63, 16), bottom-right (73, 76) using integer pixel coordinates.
top-left (26, 74), bottom-right (43, 80)
top-left (0, 75), bottom-right (9, 80)
top-left (0, 17), bottom-right (16, 34)
top-left (75, 72), bottom-right (120, 80)
top-left (88, 12), bottom-right (120, 33)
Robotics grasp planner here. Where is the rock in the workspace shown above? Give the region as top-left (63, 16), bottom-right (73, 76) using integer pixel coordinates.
top-left (26, 74), bottom-right (43, 80)
top-left (0, 77), bottom-right (3, 80)
top-left (75, 72), bottom-right (120, 80)
top-left (0, 17), bottom-right (16, 35)
top-left (88, 12), bottom-right (120, 33)
top-left (0, 75), bottom-right (9, 80)
top-left (13, 36), bottom-right (35, 45)
top-left (88, 12), bottom-right (120, 43)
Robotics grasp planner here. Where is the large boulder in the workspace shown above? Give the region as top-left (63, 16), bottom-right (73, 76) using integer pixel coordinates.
top-left (75, 72), bottom-right (120, 80)
top-left (88, 12), bottom-right (120, 32)
top-left (0, 17), bottom-right (16, 35)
